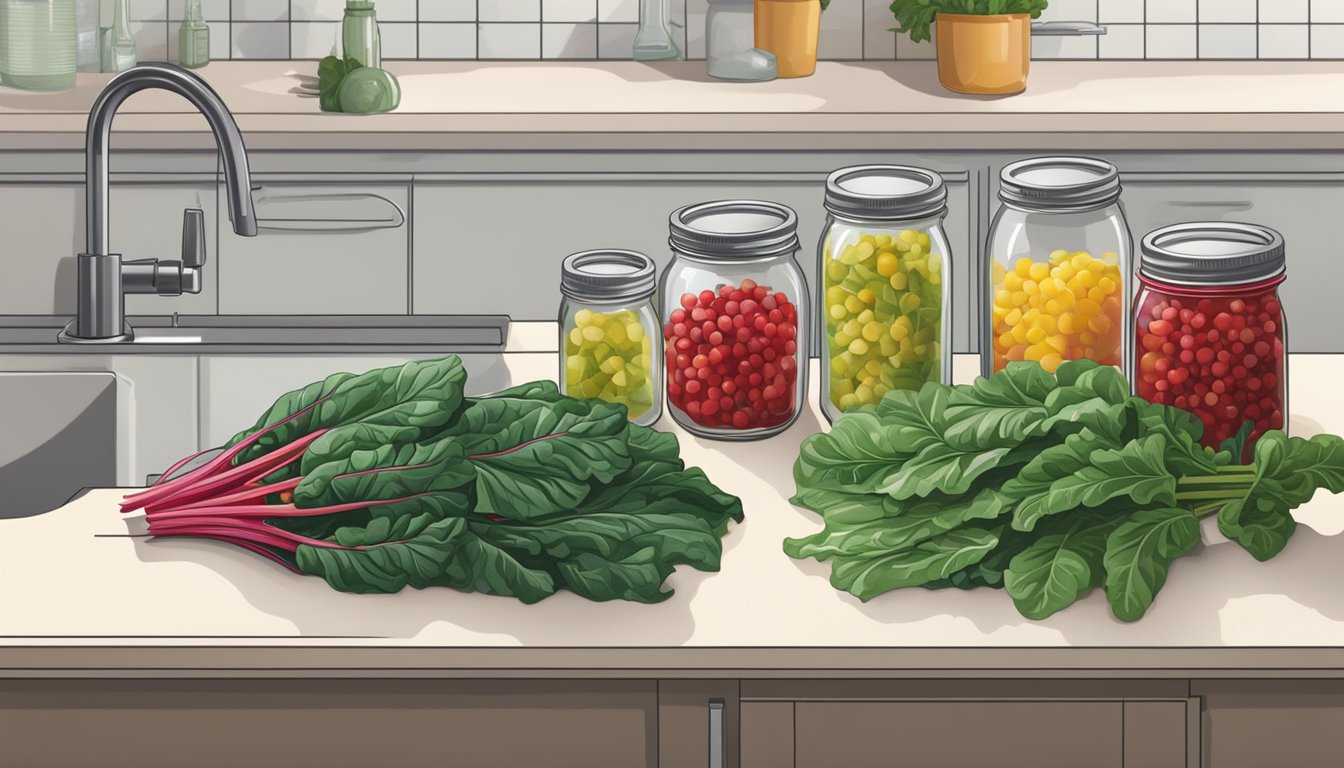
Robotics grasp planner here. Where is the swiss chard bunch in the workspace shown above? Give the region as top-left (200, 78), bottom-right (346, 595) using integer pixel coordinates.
top-left (889, 0), bottom-right (1050, 43)
top-left (784, 359), bottom-right (1344, 621)
top-left (122, 357), bottom-right (744, 604)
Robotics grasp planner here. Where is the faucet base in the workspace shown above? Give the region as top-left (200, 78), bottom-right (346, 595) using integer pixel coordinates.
top-left (58, 319), bottom-right (134, 344)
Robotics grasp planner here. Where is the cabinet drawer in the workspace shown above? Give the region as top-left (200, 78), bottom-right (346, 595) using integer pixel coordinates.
top-left (413, 174), bottom-right (975, 351)
top-left (1119, 174), bottom-right (1344, 353)
top-left (219, 183), bottom-right (409, 315)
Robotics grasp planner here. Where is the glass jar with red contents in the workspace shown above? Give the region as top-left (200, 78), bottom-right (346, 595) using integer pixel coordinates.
top-left (661, 199), bottom-right (809, 440)
top-left (1134, 222), bottom-right (1288, 454)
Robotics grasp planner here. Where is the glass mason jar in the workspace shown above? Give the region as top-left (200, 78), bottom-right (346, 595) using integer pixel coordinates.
top-left (661, 200), bottom-right (809, 440)
top-left (818, 165), bottom-right (953, 423)
top-left (983, 156), bottom-right (1134, 380)
top-left (1134, 223), bottom-right (1288, 454)
top-left (559, 250), bottom-right (663, 427)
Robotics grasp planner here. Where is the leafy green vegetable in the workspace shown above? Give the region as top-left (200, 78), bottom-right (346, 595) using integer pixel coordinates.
top-left (318, 55), bottom-right (363, 112)
top-left (337, 66), bottom-right (402, 114)
top-left (888, 0), bottom-right (1051, 43)
top-left (123, 356), bottom-right (743, 604)
top-left (786, 358), bottom-right (1344, 621)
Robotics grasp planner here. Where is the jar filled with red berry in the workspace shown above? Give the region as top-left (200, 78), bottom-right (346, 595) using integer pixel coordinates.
top-left (661, 200), bottom-right (809, 440)
top-left (1134, 222), bottom-right (1288, 454)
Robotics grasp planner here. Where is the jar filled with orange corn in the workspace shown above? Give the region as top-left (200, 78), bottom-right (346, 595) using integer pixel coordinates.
top-left (982, 156), bottom-right (1134, 380)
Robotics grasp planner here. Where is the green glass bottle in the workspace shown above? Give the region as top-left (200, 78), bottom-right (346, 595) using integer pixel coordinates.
top-left (341, 0), bottom-right (380, 69)
top-left (177, 0), bottom-right (209, 69)
top-left (0, 0), bottom-right (77, 91)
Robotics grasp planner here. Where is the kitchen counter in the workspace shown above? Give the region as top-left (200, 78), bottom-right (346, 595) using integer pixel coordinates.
top-left (0, 60), bottom-right (1342, 151)
top-left (4, 351), bottom-right (1344, 680)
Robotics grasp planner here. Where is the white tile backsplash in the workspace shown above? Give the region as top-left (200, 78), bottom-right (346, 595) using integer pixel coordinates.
top-left (122, 0), bottom-right (1344, 60)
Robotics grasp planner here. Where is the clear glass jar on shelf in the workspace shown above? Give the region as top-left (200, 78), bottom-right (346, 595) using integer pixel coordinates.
top-left (1134, 222), bottom-right (1288, 455)
top-left (661, 200), bottom-right (809, 440)
top-left (818, 165), bottom-right (953, 423)
top-left (983, 156), bottom-right (1134, 380)
top-left (559, 249), bottom-right (663, 427)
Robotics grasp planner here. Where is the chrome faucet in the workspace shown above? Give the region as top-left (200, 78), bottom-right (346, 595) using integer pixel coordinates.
top-left (60, 62), bottom-right (258, 343)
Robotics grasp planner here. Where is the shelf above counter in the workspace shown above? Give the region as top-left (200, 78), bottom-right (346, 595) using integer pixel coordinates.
top-left (3, 351), bottom-right (1344, 679)
top-left (1, 60), bottom-right (1343, 152)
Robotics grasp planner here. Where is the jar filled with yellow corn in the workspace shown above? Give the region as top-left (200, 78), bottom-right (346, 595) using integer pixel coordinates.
top-left (818, 165), bottom-right (953, 423)
top-left (559, 249), bottom-right (663, 426)
top-left (983, 156), bottom-right (1134, 380)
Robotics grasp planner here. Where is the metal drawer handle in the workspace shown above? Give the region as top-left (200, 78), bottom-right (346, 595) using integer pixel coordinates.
top-left (708, 698), bottom-right (724, 768)
top-left (249, 188), bottom-right (406, 232)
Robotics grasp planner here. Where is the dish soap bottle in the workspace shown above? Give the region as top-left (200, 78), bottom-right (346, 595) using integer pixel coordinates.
top-left (341, 0), bottom-right (380, 68)
top-left (177, 0), bottom-right (209, 68)
top-left (100, 0), bottom-right (136, 72)
top-left (633, 0), bottom-right (680, 60)
top-left (0, 0), bottom-right (77, 91)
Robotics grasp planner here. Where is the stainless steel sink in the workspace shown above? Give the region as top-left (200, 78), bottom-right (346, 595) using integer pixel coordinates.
top-left (0, 315), bottom-right (509, 354)
top-left (0, 372), bottom-right (117, 517)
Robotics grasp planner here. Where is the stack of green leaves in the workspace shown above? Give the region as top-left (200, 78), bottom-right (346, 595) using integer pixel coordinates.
top-left (121, 356), bottom-right (743, 604)
top-left (785, 359), bottom-right (1344, 621)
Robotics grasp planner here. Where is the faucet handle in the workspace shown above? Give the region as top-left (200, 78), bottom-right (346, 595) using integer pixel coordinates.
top-left (182, 208), bottom-right (206, 269)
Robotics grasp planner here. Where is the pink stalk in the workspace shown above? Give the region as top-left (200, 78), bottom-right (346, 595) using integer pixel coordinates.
top-left (166, 477), bottom-right (303, 512)
top-left (147, 493), bottom-right (425, 524)
top-left (140, 429), bottom-right (328, 514)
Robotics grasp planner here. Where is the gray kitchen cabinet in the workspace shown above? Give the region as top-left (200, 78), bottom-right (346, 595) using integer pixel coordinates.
top-left (412, 173), bottom-right (975, 350)
top-left (218, 181), bottom-right (411, 315)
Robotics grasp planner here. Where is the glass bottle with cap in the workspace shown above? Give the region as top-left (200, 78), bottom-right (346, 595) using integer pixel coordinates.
top-left (983, 156), bottom-right (1134, 381)
top-left (1134, 222), bottom-right (1288, 456)
top-left (661, 200), bottom-right (809, 440)
top-left (559, 249), bottom-right (663, 428)
top-left (818, 165), bottom-right (953, 422)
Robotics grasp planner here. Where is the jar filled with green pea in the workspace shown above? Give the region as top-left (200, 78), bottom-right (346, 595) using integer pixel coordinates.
top-left (559, 249), bottom-right (663, 426)
top-left (818, 165), bottom-right (953, 422)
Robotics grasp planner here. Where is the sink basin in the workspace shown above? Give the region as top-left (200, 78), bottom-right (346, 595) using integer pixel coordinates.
top-left (0, 372), bottom-right (116, 517)
top-left (0, 315), bottom-right (509, 354)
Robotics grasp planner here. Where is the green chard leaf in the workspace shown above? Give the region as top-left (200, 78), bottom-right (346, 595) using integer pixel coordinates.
top-left (1004, 511), bottom-right (1123, 620)
top-left (941, 361), bottom-right (1056, 448)
top-left (1012, 434), bottom-right (1178, 533)
top-left (830, 524), bottom-right (1003, 601)
top-left (1103, 507), bottom-right (1201, 622)
top-left (1218, 432), bottom-right (1344, 561)
top-left (317, 55), bottom-right (364, 112)
top-left (793, 412), bottom-right (919, 495)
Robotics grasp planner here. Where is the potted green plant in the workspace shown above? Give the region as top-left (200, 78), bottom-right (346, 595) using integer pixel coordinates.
top-left (890, 0), bottom-right (1049, 95)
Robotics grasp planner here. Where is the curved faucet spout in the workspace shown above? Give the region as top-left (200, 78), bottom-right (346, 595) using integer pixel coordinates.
top-left (85, 62), bottom-right (257, 256)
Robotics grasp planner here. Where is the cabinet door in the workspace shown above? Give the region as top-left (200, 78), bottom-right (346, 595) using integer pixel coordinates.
top-left (218, 182), bottom-right (410, 315)
top-left (413, 174), bottom-right (975, 351)
top-left (0, 679), bottom-right (658, 768)
top-left (0, 182), bottom-right (80, 314)
top-left (1118, 173), bottom-right (1344, 353)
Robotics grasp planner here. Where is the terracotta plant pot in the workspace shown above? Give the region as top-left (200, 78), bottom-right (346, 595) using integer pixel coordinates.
top-left (934, 12), bottom-right (1031, 95)
top-left (754, 0), bottom-right (820, 78)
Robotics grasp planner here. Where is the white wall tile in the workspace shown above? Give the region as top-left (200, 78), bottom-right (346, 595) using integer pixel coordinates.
top-left (1259, 24), bottom-right (1309, 57)
top-left (1199, 0), bottom-right (1255, 23)
top-left (1145, 24), bottom-right (1197, 57)
top-left (290, 20), bottom-right (339, 58)
top-left (818, 0), bottom-right (862, 59)
top-left (1033, 35), bottom-right (1098, 59)
top-left (231, 0), bottom-right (287, 22)
top-left (546, 0), bottom-right (598, 23)
top-left (597, 21), bottom-right (637, 57)
top-left (685, 0), bottom-right (707, 59)
top-left (895, 30), bottom-right (935, 60)
top-left (543, 22), bottom-right (598, 57)
top-left (131, 0), bottom-right (168, 21)
top-left (1038, 0), bottom-right (1098, 23)
top-left (1311, 23), bottom-right (1344, 55)
top-left (1198, 23), bottom-right (1256, 57)
top-left (419, 22), bottom-right (476, 58)
top-left (168, 18), bottom-right (231, 60)
top-left (231, 19), bottom-right (289, 56)
top-left (599, 0), bottom-right (638, 23)
top-left (1313, 0), bottom-right (1344, 23)
top-left (169, 0), bottom-right (230, 21)
top-left (131, 20), bottom-right (169, 58)
top-left (1261, 0), bottom-right (1308, 23)
top-left (863, 0), bottom-right (895, 59)
top-left (1099, 23), bottom-right (1146, 57)
top-left (1100, 0), bottom-right (1144, 24)
top-left (380, 21), bottom-right (417, 57)
top-left (478, 22), bottom-right (541, 58)
top-left (371, 0), bottom-right (416, 22)
top-left (1147, 0), bottom-right (1195, 23)
top-left (480, 0), bottom-right (541, 23)
top-left (419, 0), bottom-right (476, 23)
top-left (290, 0), bottom-right (344, 21)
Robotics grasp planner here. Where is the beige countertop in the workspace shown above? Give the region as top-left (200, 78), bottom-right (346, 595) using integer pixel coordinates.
top-left (0, 60), bottom-right (1341, 151)
top-left (3, 351), bottom-right (1344, 678)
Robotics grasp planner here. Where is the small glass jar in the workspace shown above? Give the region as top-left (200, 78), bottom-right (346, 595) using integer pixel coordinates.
top-left (1134, 223), bottom-right (1288, 453)
top-left (342, 0), bottom-right (381, 69)
top-left (983, 156), bottom-right (1134, 380)
top-left (818, 165), bottom-right (953, 423)
top-left (559, 250), bottom-right (663, 427)
top-left (661, 200), bottom-right (809, 440)
top-left (707, 0), bottom-right (777, 81)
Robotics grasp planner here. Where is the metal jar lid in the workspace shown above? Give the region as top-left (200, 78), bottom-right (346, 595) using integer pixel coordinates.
top-left (669, 200), bottom-right (801, 260)
top-left (559, 249), bottom-right (657, 302)
top-left (823, 165), bottom-right (948, 222)
top-left (999, 156), bottom-right (1122, 211)
top-left (1139, 222), bottom-right (1286, 286)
